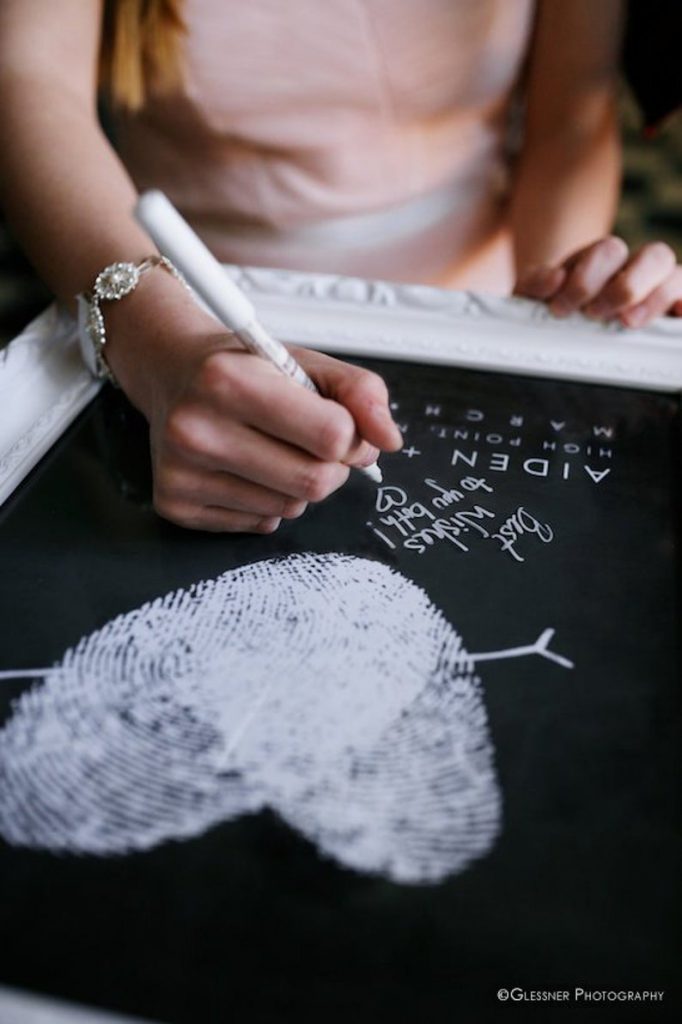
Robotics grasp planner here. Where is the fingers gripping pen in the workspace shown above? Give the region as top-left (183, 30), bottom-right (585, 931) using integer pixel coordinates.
top-left (134, 190), bottom-right (382, 483)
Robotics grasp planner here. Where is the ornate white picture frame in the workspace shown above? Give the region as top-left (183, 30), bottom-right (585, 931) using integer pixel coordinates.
top-left (2, 265), bottom-right (682, 507)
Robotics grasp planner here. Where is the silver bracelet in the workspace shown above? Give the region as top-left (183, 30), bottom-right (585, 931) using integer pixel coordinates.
top-left (76, 255), bottom-right (186, 385)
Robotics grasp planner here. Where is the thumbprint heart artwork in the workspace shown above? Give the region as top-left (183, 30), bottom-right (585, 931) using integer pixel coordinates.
top-left (0, 554), bottom-right (572, 884)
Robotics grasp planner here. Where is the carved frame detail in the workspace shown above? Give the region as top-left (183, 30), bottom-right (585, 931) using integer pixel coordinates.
top-left (2, 266), bottom-right (681, 506)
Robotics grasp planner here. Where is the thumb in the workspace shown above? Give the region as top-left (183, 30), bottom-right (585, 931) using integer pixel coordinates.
top-left (514, 265), bottom-right (566, 300)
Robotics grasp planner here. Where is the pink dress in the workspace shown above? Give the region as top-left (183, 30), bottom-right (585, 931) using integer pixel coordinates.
top-left (116, 0), bottom-right (535, 292)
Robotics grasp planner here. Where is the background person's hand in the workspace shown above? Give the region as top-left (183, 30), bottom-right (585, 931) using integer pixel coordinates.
top-left (515, 237), bottom-right (682, 328)
top-left (105, 276), bottom-right (402, 533)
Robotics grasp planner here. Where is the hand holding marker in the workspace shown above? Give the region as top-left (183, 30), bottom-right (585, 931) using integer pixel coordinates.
top-left (135, 190), bottom-right (384, 484)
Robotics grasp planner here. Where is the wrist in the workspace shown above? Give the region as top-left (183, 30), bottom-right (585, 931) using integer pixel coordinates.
top-left (102, 267), bottom-right (224, 415)
top-left (78, 256), bottom-right (186, 385)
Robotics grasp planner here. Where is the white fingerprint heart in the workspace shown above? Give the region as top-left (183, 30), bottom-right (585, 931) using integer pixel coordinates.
top-left (0, 553), bottom-right (501, 883)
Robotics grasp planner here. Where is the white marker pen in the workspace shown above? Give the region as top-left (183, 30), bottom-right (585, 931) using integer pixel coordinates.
top-left (135, 190), bottom-right (382, 483)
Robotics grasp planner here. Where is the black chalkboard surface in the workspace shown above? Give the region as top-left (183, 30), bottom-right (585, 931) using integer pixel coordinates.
top-left (0, 358), bottom-right (680, 1024)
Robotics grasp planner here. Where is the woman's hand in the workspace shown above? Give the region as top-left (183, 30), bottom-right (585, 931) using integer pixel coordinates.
top-left (149, 344), bottom-right (402, 533)
top-left (515, 237), bottom-right (682, 328)
top-left (105, 275), bottom-right (402, 533)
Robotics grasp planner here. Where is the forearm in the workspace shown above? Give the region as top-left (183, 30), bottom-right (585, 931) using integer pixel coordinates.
top-left (510, 97), bottom-right (621, 276)
top-left (0, 70), bottom-right (215, 414)
top-left (0, 73), bottom-right (154, 307)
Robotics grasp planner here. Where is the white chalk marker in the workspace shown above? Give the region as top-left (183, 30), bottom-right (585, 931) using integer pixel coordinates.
top-left (135, 190), bottom-right (382, 483)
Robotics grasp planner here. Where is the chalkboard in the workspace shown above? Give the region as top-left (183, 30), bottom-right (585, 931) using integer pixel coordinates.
top-left (0, 352), bottom-right (680, 1023)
